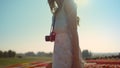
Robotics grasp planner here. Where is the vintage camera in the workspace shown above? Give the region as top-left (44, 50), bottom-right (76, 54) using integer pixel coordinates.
top-left (45, 32), bottom-right (56, 42)
top-left (45, 12), bottom-right (56, 42)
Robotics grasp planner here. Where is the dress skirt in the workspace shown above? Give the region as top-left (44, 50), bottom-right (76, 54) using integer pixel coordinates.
top-left (53, 32), bottom-right (72, 68)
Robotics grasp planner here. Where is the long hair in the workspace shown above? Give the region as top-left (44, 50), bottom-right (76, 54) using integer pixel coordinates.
top-left (48, 0), bottom-right (56, 13)
top-left (48, 0), bottom-right (64, 14)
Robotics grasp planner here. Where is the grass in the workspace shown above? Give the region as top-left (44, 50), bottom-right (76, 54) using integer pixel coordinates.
top-left (0, 57), bottom-right (52, 68)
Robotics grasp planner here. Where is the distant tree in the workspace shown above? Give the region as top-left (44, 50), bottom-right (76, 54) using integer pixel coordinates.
top-left (8, 50), bottom-right (16, 58)
top-left (8, 50), bottom-right (12, 57)
top-left (0, 50), bottom-right (3, 58)
top-left (37, 52), bottom-right (46, 56)
top-left (118, 53), bottom-right (120, 58)
top-left (11, 51), bottom-right (16, 57)
top-left (0, 50), bottom-right (16, 58)
top-left (46, 52), bottom-right (53, 57)
top-left (104, 56), bottom-right (108, 59)
top-left (25, 52), bottom-right (36, 56)
top-left (3, 51), bottom-right (8, 58)
top-left (82, 50), bottom-right (92, 59)
top-left (37, 52), bottom-right (53, 57)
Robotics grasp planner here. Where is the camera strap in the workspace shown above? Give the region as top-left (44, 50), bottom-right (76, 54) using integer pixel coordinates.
top-left (50, 0), bottom-right (64, 34)
top-left (50, 14), bottom-right (56, 34)
top-left (52, 14), bottom-right (56, 31)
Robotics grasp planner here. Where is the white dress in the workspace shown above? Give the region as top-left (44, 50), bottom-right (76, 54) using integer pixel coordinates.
top-left (53, 1), bottom-right (72, 68)
top-left (53, 33), bottom-right (72, 68)
top-left (52, 0), bottom-right (83, 68)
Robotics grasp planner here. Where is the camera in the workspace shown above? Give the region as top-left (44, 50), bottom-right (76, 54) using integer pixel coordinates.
top-left (45, 32), bottom-right (56, 42)
top-left (45, 12), bottom-right (56, 42)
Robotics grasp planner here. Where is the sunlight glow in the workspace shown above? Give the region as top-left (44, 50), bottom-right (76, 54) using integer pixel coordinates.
top-left (74, 0), bottom-right (88, 7)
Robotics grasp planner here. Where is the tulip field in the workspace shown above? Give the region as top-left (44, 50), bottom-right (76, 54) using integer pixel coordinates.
top-left (5, 59), bottom-right (120, 68)
top-left (85, 59), bottom-right (120, 68)
top-left (6, 61), bottom-right (51, 68)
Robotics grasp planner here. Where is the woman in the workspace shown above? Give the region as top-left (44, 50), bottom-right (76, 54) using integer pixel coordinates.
top-left (48, 0), bottom-right (83, 68)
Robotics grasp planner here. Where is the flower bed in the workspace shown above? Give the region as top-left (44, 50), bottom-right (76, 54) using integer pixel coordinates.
top-left (6, 59), bottom-right (120, 68)
top-left (85, 59), bottom-right (120, 68)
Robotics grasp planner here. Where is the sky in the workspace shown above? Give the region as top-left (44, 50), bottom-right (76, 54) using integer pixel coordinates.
top-left (0, 0), bottom-right (120, 53)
